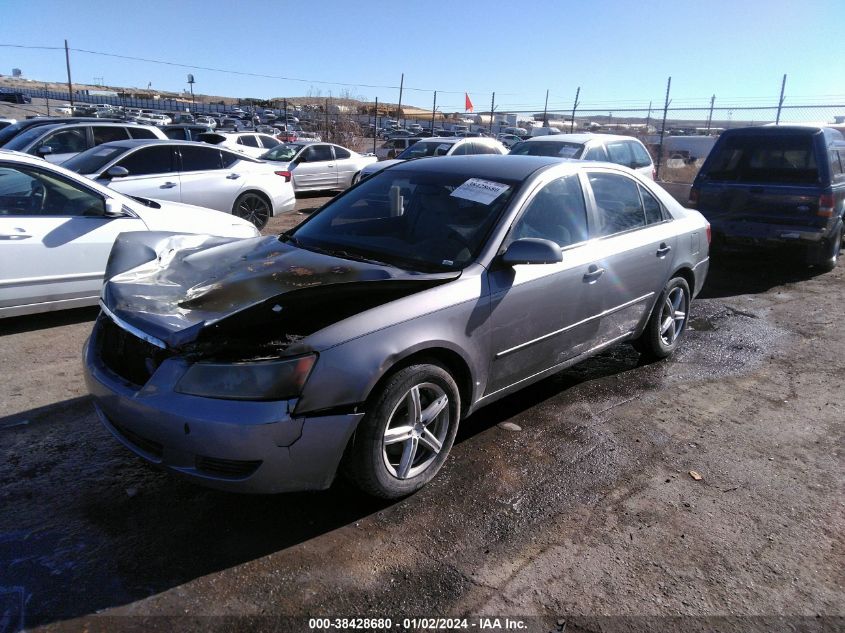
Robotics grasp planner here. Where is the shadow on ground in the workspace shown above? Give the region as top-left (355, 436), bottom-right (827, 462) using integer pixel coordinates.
top-left (699, 250), bottom-right (825, 299)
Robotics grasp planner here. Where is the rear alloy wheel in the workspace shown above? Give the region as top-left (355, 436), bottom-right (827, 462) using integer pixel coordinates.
top-left (232, 192), bottom-right (270, 230)
top-left (816, 225), bottom-right (842, 272)
top-left (343, 363), bottom-right (460, 499)
top-left (633, 277), bottom-right (691, 360)
top-left (351, 171), bottom-right (361, 185)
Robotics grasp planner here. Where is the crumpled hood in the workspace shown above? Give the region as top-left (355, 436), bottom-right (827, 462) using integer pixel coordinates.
top-left (102, 232), bottom-right (458, 350)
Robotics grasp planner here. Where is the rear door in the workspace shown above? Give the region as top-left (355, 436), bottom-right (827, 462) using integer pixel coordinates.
top-left (332, 145), bottom-right (357, 187)
top-left (235, 134), bottom-right (265, 158)
top-left (101, 145), bottom-right (181, 203)
top-left (292, 144), bottom-right (337, 190)
top-left (583, 169), bottom-right (677, 346)
top-left (178, 145), bottom-right (244, 213)
top-left (0, 161), bottom-right (146, 312)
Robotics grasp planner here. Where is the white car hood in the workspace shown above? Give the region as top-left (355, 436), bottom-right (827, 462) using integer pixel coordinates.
top-left (362, 159), bottom-right (404, 176)
top-left (130, 198), bottom-right (260, 239)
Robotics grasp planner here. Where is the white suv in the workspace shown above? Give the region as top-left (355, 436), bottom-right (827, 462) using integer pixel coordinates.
top-left (3, 122), bottom-right (167, 164)
top-left (510, 133), bottom-right (656, 180)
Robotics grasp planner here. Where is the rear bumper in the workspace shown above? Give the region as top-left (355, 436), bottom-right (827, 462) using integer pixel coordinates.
top-left (710, 219), bottom-right (831, 250)
top-left (83, 332), bottom-right (362, 494)
top-left (270, 189), bottom-right (296, 216)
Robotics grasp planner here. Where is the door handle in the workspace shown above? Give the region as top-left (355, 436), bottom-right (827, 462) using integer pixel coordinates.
top-left (327, 164), bottom-right (334, 167)
top-left (0, 231), bottom-right (31, 240)
top-left (583, 264), bottom-right (605, 283)
top-left (161, 182), bottom-right (177, 189)
top-left (226, 173), bottom-right (241, 180)
top-left (656, 243), bottom-right (672, 257)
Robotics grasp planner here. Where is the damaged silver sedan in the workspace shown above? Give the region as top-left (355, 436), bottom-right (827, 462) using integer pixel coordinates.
top-left (84, 156), bottom-right (710, 498)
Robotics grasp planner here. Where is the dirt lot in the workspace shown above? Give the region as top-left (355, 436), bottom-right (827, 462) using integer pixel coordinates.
top-left (0, 191), bottom-right (843, 633)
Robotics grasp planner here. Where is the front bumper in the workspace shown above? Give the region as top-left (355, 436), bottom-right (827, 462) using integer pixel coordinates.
top-left (83, 327), bottom-right (362, 494)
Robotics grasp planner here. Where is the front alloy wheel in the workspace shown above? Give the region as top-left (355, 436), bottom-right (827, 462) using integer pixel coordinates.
top-left (343, 363), bottom-right (461, 499)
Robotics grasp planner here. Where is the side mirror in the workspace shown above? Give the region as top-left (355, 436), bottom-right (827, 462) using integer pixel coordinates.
top-left (106, 165), bottom-right (129, 179)
top-left (36, 146), bottom-right (54, 156)
top-left (501, 238), bottom-right (563, 266)
top-left (104, 198), bottom-right (128, 218)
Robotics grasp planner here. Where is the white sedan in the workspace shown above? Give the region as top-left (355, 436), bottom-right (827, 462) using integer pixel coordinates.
top-left (197, 131), bottom-right (284, 159)
top-left (62, 140), bottom-right (297, 229)
top-left (0, 150), bottom-right (260, 319)
top-left (259, 142), bottom-right (378, 192)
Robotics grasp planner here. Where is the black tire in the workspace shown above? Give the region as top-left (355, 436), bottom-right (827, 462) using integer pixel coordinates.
top-left (632, 276), bottom-right (691, 360)
top-left (351, 171), bottom-right (361, 186)
top-left (232, 191), bottom-right (270, 230)
top-left (343, 363), bottom-right (461, 499)
top-left (815, 225), bottom-right (842, 272)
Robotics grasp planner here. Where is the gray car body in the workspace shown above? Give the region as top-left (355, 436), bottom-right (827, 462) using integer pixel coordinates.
top-left (84, 156), bottom-right (710, 493)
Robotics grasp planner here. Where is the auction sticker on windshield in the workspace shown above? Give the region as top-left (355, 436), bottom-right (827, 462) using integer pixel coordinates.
top-left (450, 178), bottom-right (510, 205)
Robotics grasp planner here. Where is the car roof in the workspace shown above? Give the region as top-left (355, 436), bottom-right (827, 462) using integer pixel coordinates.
top-left (387, 154), bottom-right (565, 180)
top-left (523, 132), bottom-right (641, 144)
top-left (93, 139), bottom-right (232, 149)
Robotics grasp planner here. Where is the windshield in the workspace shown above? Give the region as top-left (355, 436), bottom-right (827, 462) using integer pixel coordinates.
top-left (398, 141), bottom-right (453, 159)
top-left (0, 121), bottom-right (41, 146)
top-left (262, 143), bottom-right (304, 161)
top-left (510, 141), bottom-right (585, 158)
top-left (288, 169), bottom-right (519, 272)
top-left (63, 145), bottom-right (126, 175)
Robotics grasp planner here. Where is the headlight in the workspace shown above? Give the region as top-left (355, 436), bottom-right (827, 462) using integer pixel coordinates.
top-left (175, 354), bottom-right (316, 400)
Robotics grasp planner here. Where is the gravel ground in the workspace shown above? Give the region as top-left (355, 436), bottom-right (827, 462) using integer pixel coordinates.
top-left (0, 189), bottom-right (843, 633)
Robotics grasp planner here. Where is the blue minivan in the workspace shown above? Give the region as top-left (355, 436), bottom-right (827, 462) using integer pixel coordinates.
top-left (690, 126), bottom-right (845, 270)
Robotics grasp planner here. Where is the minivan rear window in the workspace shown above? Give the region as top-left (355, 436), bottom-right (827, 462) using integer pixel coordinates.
top-left (703, 134), bottom-right (819, 184)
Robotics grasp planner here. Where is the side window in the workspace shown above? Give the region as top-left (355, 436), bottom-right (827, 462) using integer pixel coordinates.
top-left (469, 142), bottom-right (498, 155)
top-left (606, 142), bottom-right (633, 168)
top-left (237, 135), bottom-right (259, 148)
top-left (450, 142), bottom-right (471, 156)
top-left (630, 142), bottom-right (653, 168)
top-left (220, 151), bottom-right (240, 168)
top-left (583, 145), bottom-right (608, 161)
top-left (37, 128), bottom-right (88, 155)
top-left (128, 127), bottom-right (158, 140)
top-left (333, 146), bottom-right (351, 160)
top-left (509, 175), bottom-right (589, 248)
top-left (93, 126), bottom-right (131, 145)
top-left (116, 146), bottom-right (174, 175)
top-left (830, 150), bottom-right (844, 181)
top-left (180, 146), bottom-right (223, 172)
top-left (304, 145), bottom-right (334, 162)
top-left (639, 184), bottom-right (664, 224)
top-left (259, 135), bottom-right (280, 149)
top-left (589, 172), bottom-right (646, 236)
top-left (164, 128), bottom-right (188, 140)
top-left (0, 164), bottom-right (105, 217)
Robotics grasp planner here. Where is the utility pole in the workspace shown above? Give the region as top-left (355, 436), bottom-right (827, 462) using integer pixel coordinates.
top-left (570, 86), bottom-right (580, 132)
top-left (775, 74), bottom-right (787, 124)
top-left (655, 76), bottom-right (672, 180)
top-left (542, 89), bottom-right (549, 127)
top-left (431, 91), bottom-right (437, 133)
top-left (325, 97), bottom-right (329, 142)
top-left (44, 83), bottom-right (50, 116)
top-left (283, 98), bottom-right (288, 130)
top-left (489, 92), bottom-right (495, 134)
top-left (646, 100), bottom-right (652, 130)
top-left (396, 73), bottom-right (404, 128)
top-left (64, 39), bottom-right (74, 108)
top-left (706, 94), bottom-right (715, 133)
top-left (373, 96), bottom-right (378, 154)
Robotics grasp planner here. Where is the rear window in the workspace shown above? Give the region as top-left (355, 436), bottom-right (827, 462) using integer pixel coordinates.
top-left (129, 127), bottom-right (158, 140)
top-left (703, 134), bottom-right (820, 184)
top-left (510, 141), bottom-right (585, 158)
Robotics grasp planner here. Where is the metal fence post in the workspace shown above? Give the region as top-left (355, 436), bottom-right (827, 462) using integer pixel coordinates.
top-left (570, 87), bottom-right (580, 132)
top-left (706, 95), bottom-right (715, 133)
top-left (776, 74), bottom-right (787, 124)
top-left (373, 97), bottom-right (378, 154)
top-left (655, 76), bottom-right (672, 180)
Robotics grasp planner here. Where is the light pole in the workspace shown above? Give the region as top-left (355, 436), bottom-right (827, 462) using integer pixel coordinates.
top-left (187, 74), bottom-right (195, 112)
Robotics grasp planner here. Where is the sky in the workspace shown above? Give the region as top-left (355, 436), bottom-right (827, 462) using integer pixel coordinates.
top-left (1, 0), bottom-right (843, 114)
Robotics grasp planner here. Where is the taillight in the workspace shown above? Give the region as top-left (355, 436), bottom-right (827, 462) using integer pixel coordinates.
top-left (275, 170), bottom-right (292, 182)
top-left (705, 223), bottom-right (711, 244)
top-left (689, 187), bottom-right (700, 207)
top-left (818, 193), bottom-right (835, 218)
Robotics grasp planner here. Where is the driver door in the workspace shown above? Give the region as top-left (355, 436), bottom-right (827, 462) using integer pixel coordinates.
top-left (291, 144), bottom-right (338, 190)
top-left (97, 145), bottom-right (181, 204)
top-left (0, 162), bottom-right (146, 314)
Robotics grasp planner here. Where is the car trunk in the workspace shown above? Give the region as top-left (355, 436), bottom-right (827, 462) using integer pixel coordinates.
top-left (695, 131), bottom-right (827, 229)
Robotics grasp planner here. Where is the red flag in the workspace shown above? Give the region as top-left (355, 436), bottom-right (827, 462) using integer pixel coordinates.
top-left (465, 93), bottom-right (474, 113)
